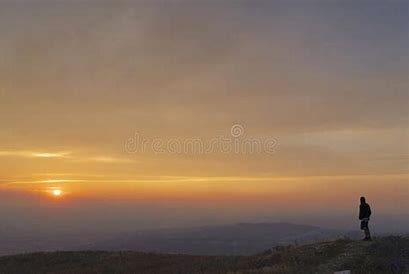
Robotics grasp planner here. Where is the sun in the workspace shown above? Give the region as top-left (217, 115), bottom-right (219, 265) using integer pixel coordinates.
top-left (52, 189), bottom-right (62, 196)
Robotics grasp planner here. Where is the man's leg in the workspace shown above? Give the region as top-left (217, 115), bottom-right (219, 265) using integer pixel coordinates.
top-left (361, 221), bottom-right (370, 240)
top-left (360, 221), bottom-right (366, 240)
top-left (364, 222), bottom-right (371, 240)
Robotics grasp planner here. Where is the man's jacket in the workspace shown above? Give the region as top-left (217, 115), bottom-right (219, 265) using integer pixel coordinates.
top-left (359, 203), bottom-right (372, 220)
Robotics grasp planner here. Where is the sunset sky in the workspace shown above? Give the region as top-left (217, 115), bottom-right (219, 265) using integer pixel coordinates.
top-left (0, 1), bottom-right (408, 233)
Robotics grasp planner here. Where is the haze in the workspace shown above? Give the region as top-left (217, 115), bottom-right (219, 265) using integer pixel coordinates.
top-left (0, 1), bottom-right (408, 235)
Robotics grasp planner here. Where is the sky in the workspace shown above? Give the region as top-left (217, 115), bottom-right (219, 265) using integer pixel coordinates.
top-left (0, 1), bottom-right (408, 233)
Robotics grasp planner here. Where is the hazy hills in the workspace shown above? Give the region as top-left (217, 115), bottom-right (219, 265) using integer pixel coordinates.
top-left (1, 236), bottom-right (408, 274)
top-left (86, 222), bottom-right (352, 255)
top-left (0, 222), bottom-right (355, 256)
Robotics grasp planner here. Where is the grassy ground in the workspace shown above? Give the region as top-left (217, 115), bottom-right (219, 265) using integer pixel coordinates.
top-left (0, 236), bottom-right (408, 274)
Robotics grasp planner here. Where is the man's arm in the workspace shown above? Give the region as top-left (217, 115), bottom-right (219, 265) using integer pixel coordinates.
top-left (359, 205), bottom-right (363, 220)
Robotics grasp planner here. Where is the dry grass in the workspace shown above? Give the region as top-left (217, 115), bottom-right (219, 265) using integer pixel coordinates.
top-left (0, 236), bottom-right (408, 274)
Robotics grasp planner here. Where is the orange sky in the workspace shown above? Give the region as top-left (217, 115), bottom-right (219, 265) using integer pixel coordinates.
top-left (0, 2), bottom-right (408, 231)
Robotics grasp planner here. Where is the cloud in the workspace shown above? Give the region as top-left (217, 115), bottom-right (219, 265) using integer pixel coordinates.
top-left (3, 173), bottom-right (407, 186)
top-left (84, 156), bottom-right (134, 163)
top-left (0, 150), bottom-right (71, 159)
top-left (0, 150), bottom-right (133, 164)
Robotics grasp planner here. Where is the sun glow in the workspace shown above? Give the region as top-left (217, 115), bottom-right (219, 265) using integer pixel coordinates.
top-left (52, 189), bottom-right (62, 196)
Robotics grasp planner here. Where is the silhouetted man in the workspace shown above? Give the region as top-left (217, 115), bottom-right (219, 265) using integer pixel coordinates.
top-left (359, 196), bottom-right (372, 241)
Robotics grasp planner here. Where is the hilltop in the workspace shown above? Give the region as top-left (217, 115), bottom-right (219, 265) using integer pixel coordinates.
top-left (0, 236), bottom-right (408, 274)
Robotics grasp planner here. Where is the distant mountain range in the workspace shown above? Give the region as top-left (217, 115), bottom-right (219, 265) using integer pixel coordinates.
top-left (86, 222), bottom-right (359, 255)
top-left (0, 222), bottom-right (360, 256)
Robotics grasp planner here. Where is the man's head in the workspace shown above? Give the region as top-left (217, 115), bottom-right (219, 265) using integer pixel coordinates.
top-left (360, 196), bottom-right (366, 204)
